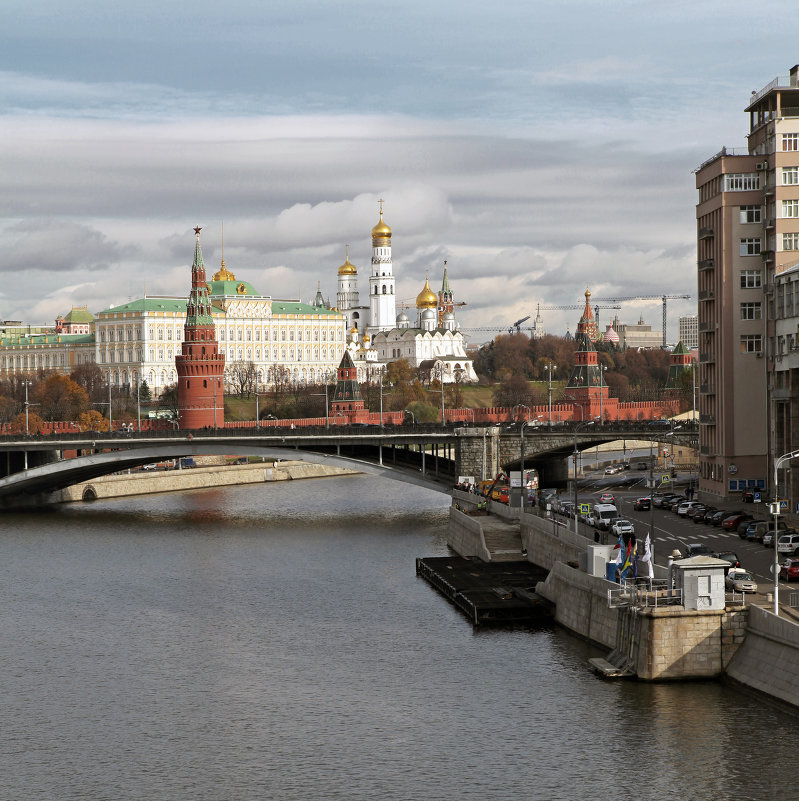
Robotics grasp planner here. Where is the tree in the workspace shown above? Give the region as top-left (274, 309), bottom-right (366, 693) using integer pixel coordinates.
top-left (32, 374), bottom-right (89, 421)
top-left (228, 360), bottom-right (257, 399)
top-left (77, 409), bottom-right (110, 432)
top-left (139, 380), bottom-right (152, 402)
top-left (70, 363), bottom-right (105, 404)
top-left (386, 358), bottom-right (415, 387)
top-left (406, 400), bottom-right (439, 422)
top-left (10, 410), bottom-right (46, 434)
top-left (492, 374), bottom-right (534, 408)
top-left (158, 383), bottom-right (179, 419)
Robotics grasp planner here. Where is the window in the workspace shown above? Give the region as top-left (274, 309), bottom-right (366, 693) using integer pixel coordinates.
top-left (784, 134), bottom-right (799, 152)
top-left (740, 205), bottom-right (761, 223)
top-left (783, 167), bottom-right (799, 185)
top-left (783, 200), bottom-right (799, 218)
top-left (740, 302), bottom-right (762, 320)
top-left (740, 238), bottom-right (761, 256)
top-left (167, 328), bottom-right (172, 340)
top-left (740, 269), bottom-right (762, 288)
top-left (724, 173), bottom-right (760, 191)
top-left (784, 233), bottom-right (799, 251)
top-left (740, 334), bottom-right (763, 353)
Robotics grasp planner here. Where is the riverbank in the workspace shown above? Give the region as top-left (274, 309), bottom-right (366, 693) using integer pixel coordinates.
top-left (60, 460), bottom-right (357, 502)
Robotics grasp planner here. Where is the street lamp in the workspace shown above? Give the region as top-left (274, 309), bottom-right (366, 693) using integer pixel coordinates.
top-left (22, 380), bottom-right (32, 435)
top-left (513, 404), bottom-right (530, 423)
top-left (573, 420), bottom-right (595, 534)
top-left (544, 363), bottom-right (556, 425)
top-left (772, 449), bottom-right (799, 616)
top-left (404, 409), bottom-right (416, 425)
top-left (435, 363), bottom-right (446, 424)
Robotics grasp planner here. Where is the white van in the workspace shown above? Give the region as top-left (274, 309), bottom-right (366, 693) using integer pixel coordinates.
top-left (592, 503), bottom-right (619, 530)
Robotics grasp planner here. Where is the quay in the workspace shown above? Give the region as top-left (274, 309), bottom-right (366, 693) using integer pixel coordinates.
top-left (436, 486), bottom-right (799, 710)
top-left (415, 556), bottom-right (550, 626)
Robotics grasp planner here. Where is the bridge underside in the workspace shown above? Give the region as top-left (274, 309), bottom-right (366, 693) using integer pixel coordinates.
top-left (0, 442), bottom-right (455, 507)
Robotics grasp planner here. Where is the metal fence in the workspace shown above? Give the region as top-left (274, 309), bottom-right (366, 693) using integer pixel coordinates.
top-left (608, 580), bottom-right (682, 609)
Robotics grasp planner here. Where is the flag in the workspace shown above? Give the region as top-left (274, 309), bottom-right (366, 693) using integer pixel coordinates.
top-left (620, 542), bottom-right (636, 578)
top-left (613, 534), bottom-right (624, 564)
top-left (640, 533), bottom-right (654, 580)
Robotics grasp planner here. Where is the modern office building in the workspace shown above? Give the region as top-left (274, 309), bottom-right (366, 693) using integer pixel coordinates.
top-left (694, 63), bottom-right (799, 502)
top-left (678, 315), bottom-right (699, 349)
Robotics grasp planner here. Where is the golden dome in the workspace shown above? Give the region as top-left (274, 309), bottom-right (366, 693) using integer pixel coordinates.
top-left (212, 259), bottom-right (236, 282)
top-left (338, 256), bottom-right (357, 276)
top-left (416, 277), bottom-right (437, 309)
top-left (338, 245), bottom-right (357, 276)
top-left (371, 212), bottom-right (392, 241)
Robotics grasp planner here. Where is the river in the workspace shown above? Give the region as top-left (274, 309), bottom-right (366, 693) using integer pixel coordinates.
top-left (1, 475), bottom-right (797, 800)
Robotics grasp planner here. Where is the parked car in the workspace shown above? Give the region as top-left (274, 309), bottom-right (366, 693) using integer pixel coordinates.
top-left (712, 551), bottom-right (741, 572)
top-left (685, 504), bottom-right (706, 519)
top-left (780, 558), bottom-right (799, 582)
top-left (725, 568), bottom-right (758, 594)
top-left (633, 497), bottom-right (651, 511)
top-left (676, 501), bottom-right (700, 517)
top-left (599, 492), bottom-right (616, 504)
top-left (722, 513), bottom-right (754, 532)
top-left (651, 492), bottom-right (667, 507)
top-left (764, 526), bottom-right (793, 548)
top-left (693, 506), bottom-right (715, 523)
top-left (683, 543), bottom-right (712, 558)
top-left (611, 519), bottom-right (635, 537)
top-left (709, 510), bottom-right (729, 526)
top-left (142, 463), bottom-right (157, 471)
top-left (777, 532), bottom-right (799, 555)
top-left (665, 495), bottom-right (687, 511)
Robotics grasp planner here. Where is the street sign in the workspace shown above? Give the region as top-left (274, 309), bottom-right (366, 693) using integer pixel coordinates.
top-left (753, 492), bottom-right (761, 503)
top-left (580, 503), bottom-right (590, 515)
top-left (661, 474), bottom-right (671, 484)
top-left (781, 499), bottom-right (789, 510)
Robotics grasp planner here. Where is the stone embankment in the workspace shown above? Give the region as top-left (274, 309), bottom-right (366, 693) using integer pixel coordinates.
top-left (446, 493), bottom-right (799, 703)
top-left (60, 460), bottom-right (356, 503)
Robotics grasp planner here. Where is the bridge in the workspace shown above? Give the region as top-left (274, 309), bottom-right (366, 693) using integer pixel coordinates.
top-left (0, 422), bottom-right (698, 506)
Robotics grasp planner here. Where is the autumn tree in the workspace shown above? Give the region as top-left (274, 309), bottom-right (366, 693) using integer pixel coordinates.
top-left (10, 410), bottom-right (46, 435)
top-left (492, 374), bottom-right (534, 408)
top-left (77, 409), bottom-right (110, 432)
top-left (228, 360), bottom-right (257, 399)
top-left (32, 374), bottom-right (89, 421)
top-left (70, 363), bottom-right (105, 404)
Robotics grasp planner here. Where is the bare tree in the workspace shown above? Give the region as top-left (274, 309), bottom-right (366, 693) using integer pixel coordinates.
top-left (228, 360), bottom-right (257, 399)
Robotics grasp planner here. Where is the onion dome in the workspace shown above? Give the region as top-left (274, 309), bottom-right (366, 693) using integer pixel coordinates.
top-left (212, 260), bottom-right (236, 282)
top-left (416, 277), bottom-right (437, 309)
top-left (396, 310), bottom-right (409, 324)
top-left (371, 201), bottom-right (392, 246)
top-left (338, 245), bottom-right (357, 276)
top-left (604, 325), bottom-right (619, 344)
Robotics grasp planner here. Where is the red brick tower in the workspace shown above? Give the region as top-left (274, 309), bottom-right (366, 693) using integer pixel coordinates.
top-left (330, 351), bottom-right (369, 424)
top-left (176, 227), bottom-right (226, 429)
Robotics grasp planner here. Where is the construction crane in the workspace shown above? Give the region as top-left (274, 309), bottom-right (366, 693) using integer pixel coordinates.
top-left (509, 315), bottom-right (530, 334)
top-left (591, 294), bottom-right (692, 347)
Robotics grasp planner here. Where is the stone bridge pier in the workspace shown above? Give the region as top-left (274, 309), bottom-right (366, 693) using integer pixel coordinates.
top-left (454, 427), bottom-right (569, 488)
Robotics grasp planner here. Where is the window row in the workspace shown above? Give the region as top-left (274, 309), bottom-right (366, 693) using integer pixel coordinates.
top-left (725, 174), bottom-right (760, 192)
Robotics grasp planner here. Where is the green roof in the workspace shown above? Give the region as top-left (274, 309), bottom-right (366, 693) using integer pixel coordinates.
top-left (63, 308), bottom-right (94, 323)
top-left (0, 333), bottom-right (94, 347)
top-left (208, 279), bottom-right (261, 297)
top-left (96, 297), bottom-right (189, 315)
top-left (271, 300), bottom-right (341, 316)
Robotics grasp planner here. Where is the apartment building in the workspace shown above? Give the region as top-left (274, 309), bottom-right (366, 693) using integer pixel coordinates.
top-left (695, 64), bottom-right (799, 503)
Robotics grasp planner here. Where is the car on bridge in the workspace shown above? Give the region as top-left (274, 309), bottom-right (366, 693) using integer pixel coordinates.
top-left (725, 569), bottom-right (758, 594)
top-left (780, 558), bottom-right (799, 581)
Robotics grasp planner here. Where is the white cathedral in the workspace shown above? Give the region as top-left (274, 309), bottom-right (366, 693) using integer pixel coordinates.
top-left (336, 202), bottom-right (477, 384)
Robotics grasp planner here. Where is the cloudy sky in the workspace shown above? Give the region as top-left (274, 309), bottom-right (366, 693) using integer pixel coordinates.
top-left (1, 0), bottom-right (796, 341)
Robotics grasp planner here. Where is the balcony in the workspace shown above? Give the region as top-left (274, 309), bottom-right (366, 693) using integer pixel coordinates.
top-left (698, 227), bottom-right (714, 240)
top-left (698, 289), bottom-right (715, 301)
top-left (698, 258), bottom-right (714, 271)
top-left (699, 383), bottom-right (716, 395)
top-left (699, 413), bottom-right (716, 425)
top-left (699, 321), bottom-right (715, 332)
top-left (699, 353), bottom-right (716, 363)
top-left (762, 249), bottom-right (775, 261)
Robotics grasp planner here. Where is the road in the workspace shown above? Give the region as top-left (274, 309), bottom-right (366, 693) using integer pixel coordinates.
top-left (571, 472), bottom-right (798, 603)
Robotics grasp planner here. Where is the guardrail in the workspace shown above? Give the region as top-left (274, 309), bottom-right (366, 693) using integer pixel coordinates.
top-left (608, 579), bottom-right (682, 608)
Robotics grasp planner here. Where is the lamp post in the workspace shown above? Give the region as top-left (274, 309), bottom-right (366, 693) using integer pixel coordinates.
top-left (520, 420), bottom-right (530, 511)
top-left (435, 363), bottom-right (445, 424)
top-left (691, 361), bottom-right (697, 424)
top-left (136, 379), bottom-right (141, 432)
top-left (573, 420), bottom-right (595, 534)
top-left (545, 363), bottom-right (556, 425)
top-left (23, 380), bottom-right (32, 435)
top-left (513, 404), bottom-right (530, 423)
top-left (404, 409), bottom-right (416, 425)
top-left (773, 449), bottom-right (799, 615)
